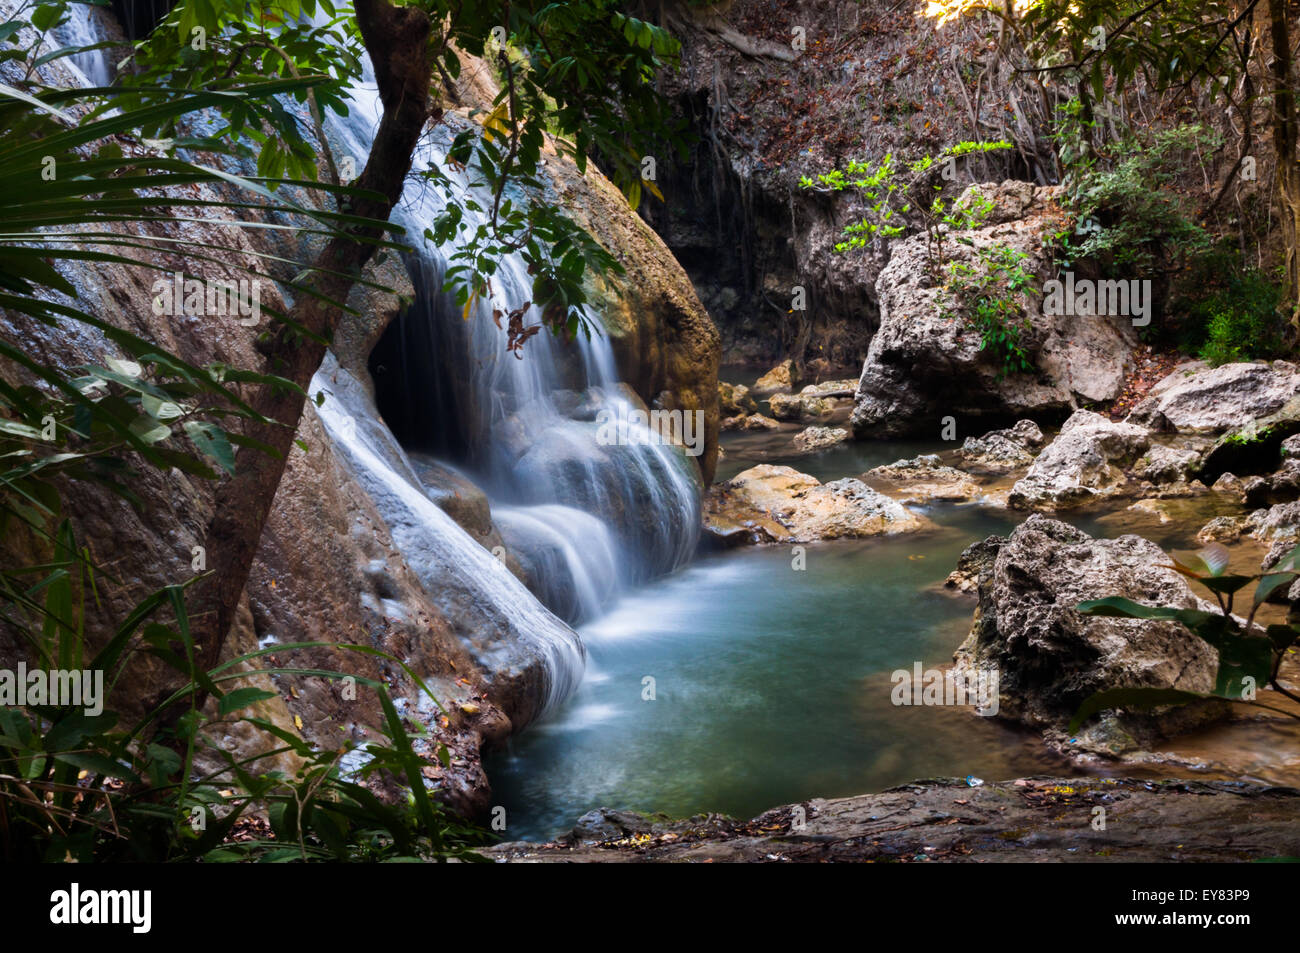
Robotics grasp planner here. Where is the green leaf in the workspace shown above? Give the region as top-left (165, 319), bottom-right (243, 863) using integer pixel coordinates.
top-left (1068, 687), bottom-right (1206, 734)
top-left (1255, 571), bottom-right (1298, 607)
top-left (1265, 624), bottom-right (1300, 652)
top-left (183, 420), bottom-right (235, 475)
top-left (1076, 597), bottom-right (1218, 630)
top-left (217, 686), bottom-right (278, 716)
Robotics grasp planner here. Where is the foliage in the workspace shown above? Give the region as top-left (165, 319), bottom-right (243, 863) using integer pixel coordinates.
top-left (0, 5), bottom-right (485, 860)
top-left (1058, 122), bottom-right (1216, 280)
top-left (0, 560), bottom-right (486, 861)
top-left (800, 140), bottom-right (1012, 274)
top-left (943, 243), bottom-right (1037, 377)
top-left (1071, 542), bottom-right (1300, 733)
top-left (1191, 268), bottom-right (1288, 366)
top-left (121, 0), bottom-right (688, 342)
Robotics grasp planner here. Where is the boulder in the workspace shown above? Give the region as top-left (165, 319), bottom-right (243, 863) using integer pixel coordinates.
top-left (851, 182), bottom-right (1137, 438)
top-left (1197, 515), bottom-right (1249, 544)
top-left (702, 464), bottom-right (931, 545)
top-left (1131, 444), bottom-right (1201, 485)
top-left (799, 378), bottom-right (858, 398)
top-left (1009, 411), bottom-right (1150, 509)
top-left (768, 391), bottom-right (836, 422)
top-left (792, 426), bottom-right (849, 452)
top-left (865, 454), bottom-right (981, 503)
top-left (722, 412), bottom-right (782, 432)
top-left (719, 380), bottom-right (758, 417)
top-left (952, 516), bottom-right (1226, 756)
top-left (957, 419), bottom-right (1045, 472)
top-left (1126, 360), bottom-right (1300, 434)
top-left (753, 359), bottom-right (794, 395)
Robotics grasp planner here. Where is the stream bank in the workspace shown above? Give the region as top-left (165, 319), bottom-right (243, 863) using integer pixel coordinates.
top-left (483, 777), bottom-right (1300, 862)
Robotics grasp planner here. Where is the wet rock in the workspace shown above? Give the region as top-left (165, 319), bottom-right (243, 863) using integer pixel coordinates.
top-left (1197, 515), bottom-right (1249, 544)
top-left (953, 515), bottom-right (1226, 756)
top-left (1248, 501), bottom-right (1300, 546)
top-left (1126, 360), bottom-right (1300, 434)
top-left (944, 535), bottom-right (1006, 594)
top-left (719, 380), bottom-right (758, 417)
top-left (703, 464), bottom-right (932, 545)
top-left (753, 359), bottom-right (794, 396)
top-left (851, 182), bottom-right (1136, 438)
top-left (722, 412), bottom-right (782, 432)
top-left (866, 454), bottom-right (981, 503)
top-left (799, 378), bottom-right (858, 398)
top-left (957, 419), bottom-right (1045, 472)
top-left (1009, 411), bottom-right (1151, 509)
top-left (768, 391), bottom-right (836, 422)
top-left (1211, 472), bottom-right (1245, 497)
top-left (792, 426), bottom-right (849, 452)
top-left (558, 808), bottom-right (670, 846)
top-left (484, 778), bottom-right (1300, 863)
top-left (1131, 444), bottom-right (1201, 484)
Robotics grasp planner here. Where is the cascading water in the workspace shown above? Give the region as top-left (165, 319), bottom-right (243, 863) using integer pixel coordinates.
top-left (39, 1), bottom-right (703, 719)
top-left (330, 53), bottom-right (703, 624)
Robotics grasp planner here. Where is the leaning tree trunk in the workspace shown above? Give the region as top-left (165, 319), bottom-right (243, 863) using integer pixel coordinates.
top-left (188, 0), bottom-right (432, 676)
top-left (1268, 0), bottom-right (1300, 326)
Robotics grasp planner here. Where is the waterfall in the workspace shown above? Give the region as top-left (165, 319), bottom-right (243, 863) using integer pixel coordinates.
top-left (330, 50), bottom-right (703, 622)
top-left (35, 1), bottom-right (704, 719)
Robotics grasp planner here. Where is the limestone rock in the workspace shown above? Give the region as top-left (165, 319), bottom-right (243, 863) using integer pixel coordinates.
top-left (952, 516), bottom-right (1226, 756)
top-left (1126, 360), bottom-right (1300, 434)
top-left (866, 454), bottom-right (981, 503)
top-left (703, 464), bottom-right (931, 545)
top-left (1009, 411), bottom-right (1151, 509)
top-left (792, 426), bottom-right (849, 452)
top-left (719, 380), bottom-right (757, 417)
top-left (957, 419), bottom-right (1045, 472)
top-left (768, 391), bottom-right (836, 422)
top-left (851, 182), bottom-right (1136, 438)
top-left (753, 359), bottom-right (794, 395)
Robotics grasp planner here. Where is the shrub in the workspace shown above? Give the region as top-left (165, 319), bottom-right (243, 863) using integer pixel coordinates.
top-left (1192, 269), bottom-right (1287, 366)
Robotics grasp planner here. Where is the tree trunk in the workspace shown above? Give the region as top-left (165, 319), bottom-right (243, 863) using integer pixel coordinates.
top-left (188, 0), bottom-right (432, 676)
top-left (1267, 0), bottom-right (1299, 325)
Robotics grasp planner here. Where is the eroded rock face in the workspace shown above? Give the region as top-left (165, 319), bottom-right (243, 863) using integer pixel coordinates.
top-left (952, 516), bottom-right (1224, 756)
top-left (865, 454), bottom-right (981, 504)
top-left (1127, 360), bottom-right (1300, 434)
top-left (851, 181), bottom-right (1136, 438)
top-left (957, 419), bottom-right (1045, 472)
top-left (702, 464), bottom-right (931, 545)
top-left (1009, 411), bottom-right (1150, 509)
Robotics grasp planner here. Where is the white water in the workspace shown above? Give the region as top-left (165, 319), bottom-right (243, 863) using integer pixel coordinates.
top-left (326, 46), bottom-right (702, 621)
top-left (42, 2), bottom-right (703, 715)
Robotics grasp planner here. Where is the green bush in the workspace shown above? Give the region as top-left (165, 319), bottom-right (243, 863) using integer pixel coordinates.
top-left (1060, 121), bottom-right (1216, 279)
top-left (943, 243), bottom-right (1038, 378)
top-left (1191, 270), bottom-right (1287, 366)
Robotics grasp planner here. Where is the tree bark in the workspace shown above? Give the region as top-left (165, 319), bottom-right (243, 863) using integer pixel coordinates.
top-left (188, 0), bottom-right (432, 676)
top-left (1267, 0), bottom-right (1299, 325)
